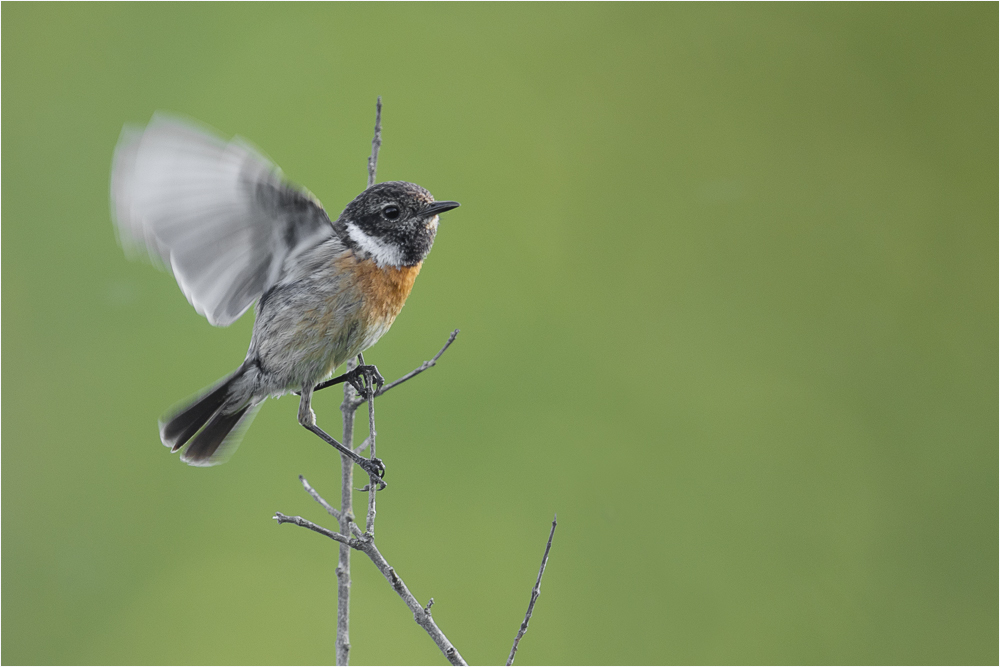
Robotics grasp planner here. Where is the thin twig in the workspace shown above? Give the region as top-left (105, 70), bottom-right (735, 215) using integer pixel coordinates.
top-left (336, 356), bottom-right (359, 666)
top-left (273, 513), bottom-right (356, 547)
top-left (337, 95), bottom-right (379, 665)
top-left (275, 507), bottom-right (467, 666)
top-left (350, 330), bottom-right (460, 410)
top-left (299, 475), bottom-right (341, 520)
top-left (363, 542), bottom-right (466, 666)
top-left (507, 515), bottom-right (558, 666)
top-left (313, 329), bottom-right (459, 399)
top-left (367, 96), bottom-right (382, 189)
top-left (363, 354), bottom-right (378, 537)
top-left (353, 435), bottom-right (371, 456)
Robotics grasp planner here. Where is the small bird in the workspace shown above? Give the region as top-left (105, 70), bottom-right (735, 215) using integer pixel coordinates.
top-left (111, 114), bottom-right (459, 479)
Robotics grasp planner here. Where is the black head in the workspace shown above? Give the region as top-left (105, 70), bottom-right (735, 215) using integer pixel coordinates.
top-left (337, 181), bottom-right (459, 267)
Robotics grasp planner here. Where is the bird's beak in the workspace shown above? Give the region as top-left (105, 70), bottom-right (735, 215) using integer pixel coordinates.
top-left (423, 201), bottom-right (461, 216)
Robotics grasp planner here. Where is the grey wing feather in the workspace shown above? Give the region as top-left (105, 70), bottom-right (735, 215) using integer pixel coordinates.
top-left (110, 113), bottom-right (335, 326)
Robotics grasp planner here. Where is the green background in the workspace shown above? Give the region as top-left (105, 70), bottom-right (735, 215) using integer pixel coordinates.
top-left (3, 3), bottom-right (996, 665)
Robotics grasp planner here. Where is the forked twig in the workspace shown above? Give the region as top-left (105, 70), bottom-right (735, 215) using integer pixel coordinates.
top-left (507, 515), bottom-right (558, 666)
top-left (275, 484), bottom-right (467, 666)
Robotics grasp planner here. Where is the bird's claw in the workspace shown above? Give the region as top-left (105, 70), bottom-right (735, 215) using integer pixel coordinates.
top-left (361, 456), bottom-right (385, 480)
top-left (359, 457), bottom-right (387, 490)
top-left (363, 365), bottom-right (385, 392)
top-left (345, 364), bottom-right (384, 397)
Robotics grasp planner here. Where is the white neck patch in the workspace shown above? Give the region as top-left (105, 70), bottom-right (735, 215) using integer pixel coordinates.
top-left (345, 222), bottom-right (404, 267)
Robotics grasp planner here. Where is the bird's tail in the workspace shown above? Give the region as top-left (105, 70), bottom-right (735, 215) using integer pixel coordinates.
top-left (159, 366), bottom-right (260, 466)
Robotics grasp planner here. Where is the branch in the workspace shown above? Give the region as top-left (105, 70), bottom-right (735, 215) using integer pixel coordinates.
top-left (362, 353), bottom-right (378, 537)
top-left (367, 96), bottom-right (382, 189)
top-left (362, 539), bottom-right (467, 666)
top-left (275, 483), bottom-right (468, 666)
top-left (312, 330), bottom-right (459, 399)
top-left (506, 515), bottom-right (557, 666)
top-left (349, 329), bottom-right (460, 410)
top-left (299, 475), bottom-right (341, 520)
top-left (353, 435), bottom-right (371, 456)
top-left (273, 512), bottom-right (356, 547)
top-left (334, 95), bottom-right (380, 664)
top-left (336, 357), bottom-right (359, 666)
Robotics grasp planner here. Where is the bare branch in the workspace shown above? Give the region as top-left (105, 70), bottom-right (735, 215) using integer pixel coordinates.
top-left (299, 475), bottom-right (341, 520)
top-left (336, 92), bottom-right (378, 662)
top-left (353, 435), bottom-right (371, 456)
top-left (313, 329), bottom-right (459, 401)
top-left (273, 502), bottom-right (467, 666)
top-left (507, 515), bottom-right (558, 666)
top-left (350, 330), bottom-right (460, 410)
top-left (337, 356), bottom-right (359, 666)
top-left (361, 542), bottom-right (467, 666)
top-left (273, 512), bottom-right (356, 547)
top-left (367, 96), bottom-right (382, 189)
top-left (362, 353), bottom-right (379, 538)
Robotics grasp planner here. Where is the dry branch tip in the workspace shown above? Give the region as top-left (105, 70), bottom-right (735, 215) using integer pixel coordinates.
top-left (506, 514), bottom-right (558, 666)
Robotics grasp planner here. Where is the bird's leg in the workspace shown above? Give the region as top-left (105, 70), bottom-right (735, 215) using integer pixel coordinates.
top-left (297, 385), bottom-right (386, 487)
top-left (313, 355), bottom-right (384, 396)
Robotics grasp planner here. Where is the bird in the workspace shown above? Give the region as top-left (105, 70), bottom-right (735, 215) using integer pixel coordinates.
top-left (110, 113), bottom-right (459, 481)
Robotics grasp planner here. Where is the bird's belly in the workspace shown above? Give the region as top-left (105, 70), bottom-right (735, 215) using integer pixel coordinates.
top-left (250, 255), bottom-right (422, 393)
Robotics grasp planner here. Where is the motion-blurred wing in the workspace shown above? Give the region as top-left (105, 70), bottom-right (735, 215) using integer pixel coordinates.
top-left (111, 114), bottom-right (335, 326)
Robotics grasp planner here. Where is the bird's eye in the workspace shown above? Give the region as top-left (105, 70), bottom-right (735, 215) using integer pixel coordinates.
top-left (382, 205), bottom-right (401, 220)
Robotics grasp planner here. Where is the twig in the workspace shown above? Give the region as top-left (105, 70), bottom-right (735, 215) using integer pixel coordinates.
top-left (367, 96), bottom-right (382, 189)
top-left (353, 435), bottom-right (371, 456)
top-left (273, 512), bottom-right (355, 547)
top-left (363, 354), bottom-right (378, 537)
top-left (313, 330), bottom-right (459, 398)
top-left (350, 330), bottom-right (460, 410)
top-left (506, 515), bottom-right (558, 666)
top-left (276, 483), bottom-right (468, 666)
top-left (336, 356), bottom-right (359, 666)
top-left (365, 543), bottom-right (466, 666)
top-left (300, 475), bottom-right (341, 520)
top-left (335, 95), bottom-right (380, 664)
top-left (349, 522), bottom-right (366, 540)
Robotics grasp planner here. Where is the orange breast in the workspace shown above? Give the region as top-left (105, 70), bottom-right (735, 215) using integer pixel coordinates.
top-left (335, 254), bottom-right (423, 327)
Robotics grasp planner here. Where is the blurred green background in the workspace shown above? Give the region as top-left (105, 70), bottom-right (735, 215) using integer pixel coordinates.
top-left (2, 3), bottom-right (996, 665)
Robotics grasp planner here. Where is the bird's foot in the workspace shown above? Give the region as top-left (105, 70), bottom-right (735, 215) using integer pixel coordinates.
top-left (360, 456), bottom-right (386, 489)
top-left (345, 364), bottom-right (384, 398)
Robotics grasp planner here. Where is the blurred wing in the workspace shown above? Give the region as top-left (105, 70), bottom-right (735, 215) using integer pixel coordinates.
top-left (111, 113), bottom-right (335, 326)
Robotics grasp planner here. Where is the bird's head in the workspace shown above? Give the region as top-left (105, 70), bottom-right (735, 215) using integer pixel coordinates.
top-left (338, 181), bottom-right (460, 267)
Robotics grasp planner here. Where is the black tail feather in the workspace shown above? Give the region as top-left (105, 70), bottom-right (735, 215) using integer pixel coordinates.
top-left (160, 368), bottom-right (244, 452)
top-left (179, 404), bottom-right (252, 465)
